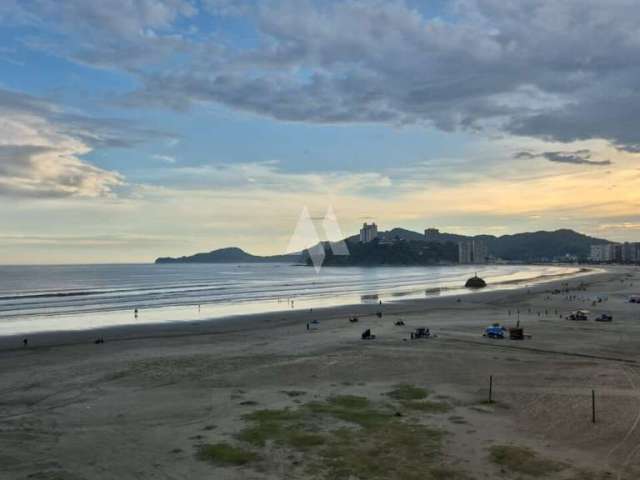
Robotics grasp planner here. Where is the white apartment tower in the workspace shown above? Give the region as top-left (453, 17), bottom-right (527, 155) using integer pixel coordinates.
top-left (359, 222), bottom-right (379, 243)
top-left (458, 240), bottom-right (489, 264)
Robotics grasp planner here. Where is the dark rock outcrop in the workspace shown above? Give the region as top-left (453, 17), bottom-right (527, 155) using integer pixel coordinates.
top-left (465, 275), bottom-right (487, 289)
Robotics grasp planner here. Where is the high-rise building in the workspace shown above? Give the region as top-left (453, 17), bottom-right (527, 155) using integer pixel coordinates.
top-left (622, 242), bottom-right (639, 263)
top-left (458, 240), bottom-right (488, 264)
top-left (589, 244), bottom-right (608, 262)
top-left (611, 244), bottom-right (623, 262)
top-left (474, 240), bottom-right (489, 264)
top-left (458, 241), bottom-right (472, 264)
top-left (359, 222), bottom-right (378, 243)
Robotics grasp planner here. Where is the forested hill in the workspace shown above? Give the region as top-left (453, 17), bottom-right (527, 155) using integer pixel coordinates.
top-left (155, 247), bottom-right (301, 264)
top-left (156, 229), bottom-right (610, 265)
top-left (315, 239), bottom-right (459, 266)
top-left (309, 228), bottom-right (610, 265)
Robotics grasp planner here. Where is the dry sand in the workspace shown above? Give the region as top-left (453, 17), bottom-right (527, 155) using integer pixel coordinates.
top-left (2, 266), bottom-right (640, 479)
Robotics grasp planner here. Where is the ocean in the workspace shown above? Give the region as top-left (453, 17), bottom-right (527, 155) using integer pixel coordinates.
top-left (0, 263), bottom-right (581, 336)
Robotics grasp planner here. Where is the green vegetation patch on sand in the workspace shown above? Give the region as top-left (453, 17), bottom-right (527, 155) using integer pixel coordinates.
top-left (315, 422), bottom-right (447, 480)
top-left (237, 408), bottom-right (307, 447)
top-left (232, 393), bottom-right (470, 479)
top-left (489, 445), bottom-right (565, 477)
top-left (307, 395), bottom-right (394, 429)
top-left (196, 442), bottom-right (259, 465)
top-left (387, 384), bottom-right (429, 401)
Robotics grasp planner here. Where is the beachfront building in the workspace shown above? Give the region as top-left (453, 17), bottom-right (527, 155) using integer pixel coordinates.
top-left (459, 241), bottom-right (472, 264)
top-left (359, 222), bottom-right (379, 243)
top-left (458, 240), bottom-right (489, 264)
top-left (589, 243), bottom-right (640, 263)
top-left (589, 244), bottom-right (609, 262)
top-left (475, 241), bottom-right (489, 263)
top-left (612, 244), bottom-right (623, 262)
top-left (595, 244), bottom-right (621, 262)
top-left (622, 242), bottom-right (640, 263)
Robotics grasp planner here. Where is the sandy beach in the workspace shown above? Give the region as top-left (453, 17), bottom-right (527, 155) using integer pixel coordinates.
top-left (2, 265), bottom-right (640, 479)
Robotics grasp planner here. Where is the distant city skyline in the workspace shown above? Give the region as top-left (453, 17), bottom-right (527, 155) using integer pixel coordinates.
top-left (1, 1), bottom-right (640, 264)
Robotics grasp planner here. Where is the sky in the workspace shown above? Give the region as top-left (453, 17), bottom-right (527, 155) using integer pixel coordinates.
top-left (1, 0), bottom-right (640, 264)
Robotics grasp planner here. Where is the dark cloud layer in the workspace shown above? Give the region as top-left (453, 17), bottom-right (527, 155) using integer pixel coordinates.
top-left (5, 0), bottom-right (640, 151)
top-left (514, 150), bottom-right (612, 166)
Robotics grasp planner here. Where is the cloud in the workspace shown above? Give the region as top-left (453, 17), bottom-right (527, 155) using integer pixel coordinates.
top-left (4, 0), bottom-right (198, 70)
top-left (152, 154), bottom-right (177, 163)
top-left (113, 0), bottom-right (640, 153)
top-left (0, 232), bottom-right (179, 246)
top-left (0, 88), bottom-right (170, 198)
top-left (143, 160), bottom-right (393, 195)
top-left (0, 120), bottom-right (123, 198)
top-left (597, 222), bottom-right (640, 231)
top-left (202, 0), bottom-right (253, 17)
top-left (514, 149), bottom-right (612, 166)
top-left (542, 151), bottom-right (611, 166)
top-left (3, 0), bottom-right (640, 170)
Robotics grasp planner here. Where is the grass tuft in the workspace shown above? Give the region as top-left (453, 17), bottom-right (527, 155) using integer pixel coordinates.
top-left (489, 445), bottom-right (565, 477)
top-left (237, 408), bottom-right (304, 447)
top-left (307, 395), bottom-right (393, 429)
top-left (196, 442), bottom-right (258, 465)
top-left (238, 408), bottom-right (324, 449)
top-left (327, 395), bottom-right (371, 409)
top-left (387, 384), bottom-right (429, 401)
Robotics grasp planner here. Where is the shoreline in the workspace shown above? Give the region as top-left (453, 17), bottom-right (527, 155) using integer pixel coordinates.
top-left (0, 265), bottom-right (608, 353)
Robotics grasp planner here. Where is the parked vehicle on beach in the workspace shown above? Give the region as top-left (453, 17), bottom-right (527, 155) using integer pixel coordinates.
top-left (595, 314), bottom-right (613, 322)
top-left (411, 327), bottom-right (431, 339)
top-left (566, 310), bottom-right (589, 321)
top-left (484, 324), bottom-right (506, 339)
top-left (361, 329), bottom-right (376, 340)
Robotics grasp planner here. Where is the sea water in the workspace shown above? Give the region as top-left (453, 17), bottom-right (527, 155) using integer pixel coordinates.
top-left (0, 263), bottom-right (581, 335)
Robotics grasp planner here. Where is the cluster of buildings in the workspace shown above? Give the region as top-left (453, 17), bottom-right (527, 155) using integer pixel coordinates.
top-left (358, 223), bottom-right (640, 265)
top-left (589, 242), bottom-right (640, 263)
top-left (425, 227), bottom-right (490, 264)
top-left (359, 222), bottom-right (379, 243)
top-left (359, 224), bottom-right (490, 264)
